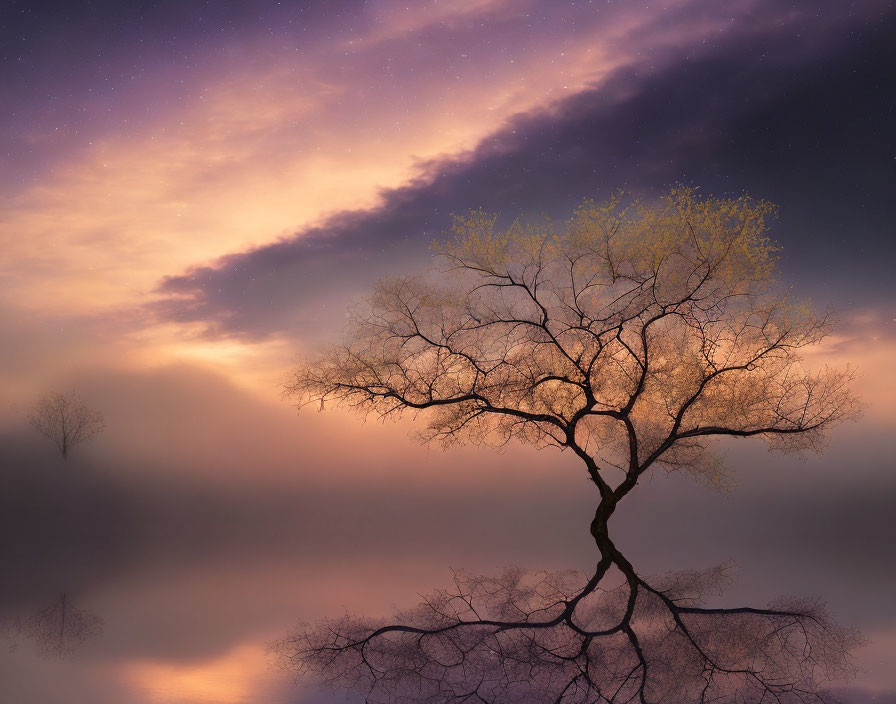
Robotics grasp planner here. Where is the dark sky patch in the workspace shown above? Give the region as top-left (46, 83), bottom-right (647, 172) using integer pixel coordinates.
top-left (153, 3), bottom-right (896, 340)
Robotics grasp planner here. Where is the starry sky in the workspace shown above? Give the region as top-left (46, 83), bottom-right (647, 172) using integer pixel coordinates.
top-left (1, 2), bottom-right (895, 703)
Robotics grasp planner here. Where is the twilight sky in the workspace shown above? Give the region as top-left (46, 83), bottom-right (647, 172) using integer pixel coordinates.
top-left (1, 1), bottom-right (895, 703)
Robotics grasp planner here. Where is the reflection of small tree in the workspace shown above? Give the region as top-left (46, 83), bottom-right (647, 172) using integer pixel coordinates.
top-left (25, 593), bottom-right (103, 658)
top-left (28, 391), bottom-right (105, 460)
top-left (281, 189), bottom-right (862, 702)
top-left (0, 612), bottom-right (24, 653)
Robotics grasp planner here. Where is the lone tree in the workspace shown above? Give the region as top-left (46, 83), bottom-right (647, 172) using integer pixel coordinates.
top-left (28, 391), bottom-right (105, 460)
top-left (278, 188), bottom-right (862, 703)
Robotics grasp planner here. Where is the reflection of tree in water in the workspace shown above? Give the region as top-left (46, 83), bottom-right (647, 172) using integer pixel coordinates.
top-left (277, 551), bottom-right (860, 703)
top-left (26, 592), bottom-right (103, 658)
top-left (2, 593), bottom-right (103, 658)
top-left (278, 191), bottom-right (864, 702)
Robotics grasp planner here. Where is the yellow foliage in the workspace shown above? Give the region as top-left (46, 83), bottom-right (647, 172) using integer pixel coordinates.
top-left (440, 187), bottom-right (779, 291)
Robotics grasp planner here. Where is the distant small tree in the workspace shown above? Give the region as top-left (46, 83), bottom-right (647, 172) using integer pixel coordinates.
top-left (28, 391), bottom-right (105, 460)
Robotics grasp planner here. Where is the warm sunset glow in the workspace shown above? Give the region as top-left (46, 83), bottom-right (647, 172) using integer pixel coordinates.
top-left (122, 644), bottom-right (269, 704)
top-left (1, 11), bottom-right (633, 318)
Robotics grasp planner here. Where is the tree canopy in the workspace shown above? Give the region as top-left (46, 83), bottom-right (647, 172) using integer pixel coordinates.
top-left (287, 188), bottom-right (858, 500)
top-left (28, 391), bottom-right (105, 461)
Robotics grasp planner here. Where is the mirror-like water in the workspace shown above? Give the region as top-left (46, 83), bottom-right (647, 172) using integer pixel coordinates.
top-left (2, 421), bottom-right (893, 703)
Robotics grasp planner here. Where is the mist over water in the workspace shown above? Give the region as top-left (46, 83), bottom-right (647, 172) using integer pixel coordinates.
top-left (1, 363), bottom-right (894, 702)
